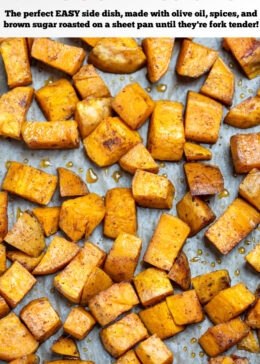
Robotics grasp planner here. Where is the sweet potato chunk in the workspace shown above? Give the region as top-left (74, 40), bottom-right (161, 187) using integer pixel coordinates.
top-left (88, 38), bottom-right (146, 74)
top-left (191, 270), bottom-right (231, 305)
top-left (237, 328), bottom-right (260, 353)
top-left (0, 38), bottom-right (32, 88)
top-left (9, 354), bottom-right (40, 364)
top-left (81, 37), bottom-right (103, 47)
top-left (20, 297), bottom-right (62, 342)
top-left (4, 211), bottom-right (45, 257)
top-left (104, 233), bottom-right (141, 282)
top-left (0, 296), bottom-right (10, 319)
top-left (22, 121), bottom-right (79, 149)
top-left (224, 96), bottom-right (260, 129)
top-left (177, 192), bottom-right (216, 237)
top-left (57, 167), bottom-right (88, 197)
top-left (73, 64), bottom-right (110, 99)
top-left (209, 356), bottom-right (249, 364)
top-left (204, 283), bottom-right (255, 324)
top-left (0, 244), bottom-right (6, 275)
top-left (0, 192), bottom-right (7, 244)
top-left (2, 161), bottom-right (57, 205)
top-left (32, 206), bottom-right (60, 237)
top-left (168, 251), bottom-right (191, 290)
top-left (133, 268), bottom-right (173, 307)
top-left (230, 133), bottom-right (260, 173)
top-left (0, 87), bottom-right (34, 139)
top-left (104, 188), bottom-right (137, 239)
top-left (144, 213), bottom-right (190, 271)
top-left (199, 318), bottom-right (249, 357)
top-left (100, 313), bottom-right (148, 358)
top-left (54, 241), bottom-right (106, 303)
top-left (112, 83), bottom-right (154, 130)
top-left (0, 313), bottom-right (39, 361)
top-left (119, 143), bottom-right (159, 175)
top-left (245, 296), bottom-right (260, 328)
top-left (0, 261), bottom-right (36, 308)
top-left (32, 236), bottom-right (80, 275)
top-left (139, 301), bottom-right (184, 339)
top-left (147, 100), bottom-right (185, 161)
top-left (80, 267), bottom-right (113, 306)
top-left (201, 57), bottom-right (235, 106)
top-left (44, 362), bottom-right (93, 364)
top-left (184, 162), bottom-right (224, 196)
top-left (176, 40), bottom-right (218, 78)
top-left (184, 142), bottom-right (212, 161)
top-left (7, 251), bottom-right (44, 272)
top-left (245, 243), bottom-right (260, 273)
top-left (63, 307), bottom-right (96, 340)
top-left (223, 38), bottom-right (260, 79)
top-left (166, 290), bottom-right (204, 325)
top-left (115, 350), bottom-right (141, 364)
top-left (59, 193), bottom-right (105, 241)
top-left (83, 117), bottom-right (142, 167)
top-left (136, 334), bottom-right (173, 364)
top-left (239, 168), bottom-right (260, 211)
top-left (184, 91), bottom-right (223, 143)
top-left (75, 97), bottom-right (113, 139)
top-left (142, 38), bottom-right (174, 83)
top-left (205, 198), bottom-right (260, 255)
top-left (132, 171), bottom-right (175, 210)
top-left (51, 336), bottom-right (79, 358)
top-left (88, 282), bottom-right (139, 326)
top-left (31, 38), bottom-right (86, 75)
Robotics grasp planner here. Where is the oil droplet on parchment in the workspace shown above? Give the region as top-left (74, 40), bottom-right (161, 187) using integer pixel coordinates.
top-left (40, 158), bottom-right (52, 168)
top-left (86, 168), bottom-right (98, 183)
top-left (112, 170), bottom-right (122, 183)
top-left (218, 189), bottom-right (229, 199)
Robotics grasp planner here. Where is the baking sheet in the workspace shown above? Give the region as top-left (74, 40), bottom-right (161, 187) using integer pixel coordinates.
top-left (0, 38), bottom-right (259, 363)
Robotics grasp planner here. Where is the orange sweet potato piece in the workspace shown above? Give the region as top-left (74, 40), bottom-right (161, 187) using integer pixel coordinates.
top-left (32, 206), bottom-right (60, 237)
top-left (237, 328), bottom-right (260, 353)
top-left (135, 334), bottom-right (173, 364)
top-left (239, 168), bottom-right (260, 211)
top-left (224, 96), bottom-right (260, 129)
top-left (245, 296), bottom-right (260, 328)
top-left (0, 296), bottom-right (10, 319)
top-left (230, 133), bottom-right (260, 173)
top-left (209, 356), bottom-right (249, 364)
top-left (245, 242), bottom-right (260, 273)
top-left (63, 307), bottom-right (96, 340)
top-left (57, 167), bottom-right (88, 197)
top-left (9, 354), bottom-right (40, 364)
top-left (81, 37), bottom-right (103, 47)
top-left (184, 142), bottom-right (212, 161)
top-left (115, 350), bottom-right (141, 364)
top-left (0, 244), bottom-right (6, 275)
top-left (7, 251), bottom-right (44, 272)
top-left (51, 335), bottom-right (79, 358)
top-left (168, 251), bottom-right (191, 290)
top-left (0, 192), bottom-right (7, 244)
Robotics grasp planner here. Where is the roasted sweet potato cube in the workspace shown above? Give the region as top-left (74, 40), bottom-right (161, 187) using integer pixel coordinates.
top-left (139, 301), bottom-right (184, 339)
top-left (199, 317), bottom-right (249, 357)
top-left (239, 168), bottom-right (260, 211)
top-left (119, 143), bottom-right (159, 175)
top-left (7, 251), bottom-right (44, 272)
top-left (223, 38), bottom-right (260, 79)
top-left (54, 241), bottom-right (106, 303)
top-left (201, 57), bottom-right (235, 106)
top-left (133, 268), bottom-right (173, 307)
top-left (2, 162), bottom-right (57, 205)
top-left (59, 193), bottom-right (105, 241)
top-left (142, 38), bottom-right (174, 83)
top-left (88, 282), bottom-right (139, 326)
top-left (245, 243), bottom-right (260, 273)
top-left (209, 356), bottom-right (249, 364)
top-left (4, 211), bottom-right (45, 257)
top-left (237, 328), bottom-right (259, 353)
top-left (0, 192), bottom-right (7, 243)
top-left (32, 236), bottom-right (80, 275)
top-left (184, 162), bottom-right (224, 196)
top-left (176, 40), bottom-right (218, 78)
top-left (0, 244), bottom-right (6, 275)
top-left (104, 233), bottom-right (141, 282)
top-left (20, 298), bottom-right (61, 342)
top-left (132, 171), bottom-right (175, 210)
top-left (32, 206), bottom-right (60, 237)
top-left (112, 83), bottom-right (154, 130)
top-left (144, 213), bottom-right (190, 271)
top-left (184, 142), bottom-right (212, 161)
top-left (22, 120), bottom-right (79, 149)
top-left (75, 97), bottom-right (113, 139)
top-left (115, 350), bottom-right (141, 364)
top-left (63, 307), bottom-right (96, 340)
top-left (88, 38), bottom-right (146, 74)
top-left (184, 91), bottom-right (223, 144)
top-left (0, 261), bottom-right (36, 308)
top-left (136, 334), bottom-right (173, 364)
top-left (224, 96), bottom-right (260, 129)
top-left (177, 192), bottom-right (216, 237)
top-left (168, 251), bottom-right (191, 290)
top-left (80, 267), bottom-right (113, 306)
top-left (0, 296), bottom-right (10, 319)
top-left (9, 354), bottom-right (40, 364)
top-left (0, 313), bottom-right (39, 361)
top-left (31, 38), bottom-right (85, 75)
top-left (191, 270), bottom-right (231, 305)
top-left (51, 336), bottom-right (79, 358)
top-left (0, 38), bottom-right (32, 88)
top-left (73, 64), bottom-right (110, 99)
top-left (44, 361), bottom-right (93, 364)
top-left (100, 313), bottom-right (148, 358)
top-left (0, 86), bottom-right (34, 139)
top-left (245, 296), bottom-right (260, 328)
top-left (35, 79), bottom-right (79, 121)
top-left (57, 167), bottom-right (88, 197)
top-left (166, 290), bottom-right (204, 325)
top-left (104, 188), bottom-right (137, 239)
top-left (230, 133), bottom-right (260, 173)
top-left (81, 37), bottom-right (103, 47)
top-left (84, 117), bottom-right (142, 167)
top-left (147, 100), bottom-right (185, 161)
top-left (205, 198), bottom-right (260, 255)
